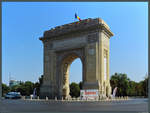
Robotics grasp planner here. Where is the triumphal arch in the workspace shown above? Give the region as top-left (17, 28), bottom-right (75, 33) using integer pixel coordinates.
top-left (40, 18), bottom-right (114, 99)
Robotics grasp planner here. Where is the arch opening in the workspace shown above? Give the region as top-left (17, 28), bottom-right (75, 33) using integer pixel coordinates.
top-left (61, 53), bottom-right (83, 99)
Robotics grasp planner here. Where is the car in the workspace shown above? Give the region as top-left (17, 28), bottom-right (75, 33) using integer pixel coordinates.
top-left (5, 92), bottom-right (21, 99)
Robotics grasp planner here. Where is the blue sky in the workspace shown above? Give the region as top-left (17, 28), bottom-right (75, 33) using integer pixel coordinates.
top-left (2, 2), bottom-right (148, 85)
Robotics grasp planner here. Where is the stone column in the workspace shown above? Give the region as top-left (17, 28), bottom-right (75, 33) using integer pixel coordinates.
top-left (99, 32), bottom-right (103, 96)
top-left (62, 63), bottom-right (70, 99)
top-left (83, 33), bottom-right (100, 89)
top-left (107, 49), bottom-right (111, 97)
top-left (40, 42), bottom-right (56, 99)
top-left (100, 35), bottom-right (105, 96)
top-left (100, 31), bottom-right (112, 97)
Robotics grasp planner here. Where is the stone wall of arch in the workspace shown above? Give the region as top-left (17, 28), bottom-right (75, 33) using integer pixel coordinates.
top-left (39, 18), bottom-right (114, 99)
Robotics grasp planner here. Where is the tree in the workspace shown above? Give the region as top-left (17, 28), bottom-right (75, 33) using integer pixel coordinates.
top-left (79, 81), bottom-right (82, 90)
top-left (11, 85), bottom-right (19, 92)
top-left (24, 81), bottom-right (34, 96)
top-left (128, 80), bottom-right (137, 96)
top-left (10, 81), bottom-right (34, 96)
top-left (33, 75), bottom-right (43, 96)
top-left (16, 84), bottom-right (26, 96)
top-left (8, 75), bottom-right (44, 96)
top-left (110, 73), bottom-right (130, 96)
top-left (110, 73), bottom-right (149, 97)
top-left (140, 75), bottom-right (148, 97)
top-left (69, 82), bottom-right (80, 98)
top-left (2, 83), bottom-right (10, 96)
top-left (34, 82), bottom-right (40, 96)
top-left (39, 75), bottom-right (43, 86)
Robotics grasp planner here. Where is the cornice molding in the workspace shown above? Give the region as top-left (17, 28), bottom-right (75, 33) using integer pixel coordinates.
top-left (40, 18), bottom-right (114, 42)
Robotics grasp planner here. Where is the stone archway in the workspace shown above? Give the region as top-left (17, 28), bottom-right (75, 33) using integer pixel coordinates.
top-left (39, 18), bottom-right (114, 99)
top-left (56, 48), bottom-right (85, 99)
top-left (60, 53), bottom-right (82, 99)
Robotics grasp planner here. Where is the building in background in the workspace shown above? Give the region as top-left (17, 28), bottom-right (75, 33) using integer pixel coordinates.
top-left (9, 80), bottom-right (20, 87)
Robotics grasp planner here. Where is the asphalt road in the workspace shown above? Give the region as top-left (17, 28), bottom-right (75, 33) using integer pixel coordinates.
top-left (0, 98), bottom-right (148, 112)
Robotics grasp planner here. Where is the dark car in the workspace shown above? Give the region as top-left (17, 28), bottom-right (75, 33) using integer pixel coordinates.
top-left (5, 92), bottom-right (21, 99)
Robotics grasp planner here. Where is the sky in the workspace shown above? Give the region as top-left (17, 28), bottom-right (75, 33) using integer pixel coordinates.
top-left (2, 2), bottom-right (148, 85)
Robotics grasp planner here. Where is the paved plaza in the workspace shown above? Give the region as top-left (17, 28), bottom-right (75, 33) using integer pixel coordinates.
top-left (0, 98), bottom-right (148, 112)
